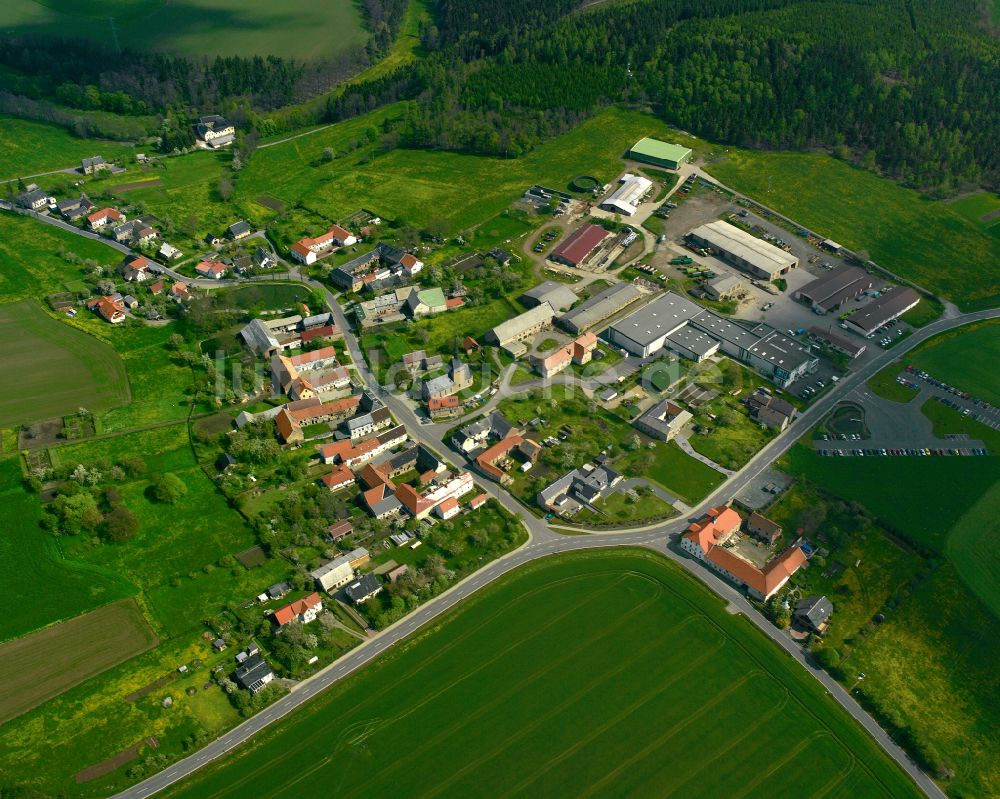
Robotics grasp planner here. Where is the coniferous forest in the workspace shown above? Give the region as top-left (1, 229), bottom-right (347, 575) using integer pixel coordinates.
top-left (1, 0), bottom-right (999, 193)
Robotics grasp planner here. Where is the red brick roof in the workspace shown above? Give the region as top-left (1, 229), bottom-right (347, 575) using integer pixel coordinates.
top-left (301, 324), bottom-right (337, 343)
top-left (428, 395), bottom-right (460, 411)
top-left (321, 465), bottom-right (355, 490)
top-left (394, 483), bottom-right (434, 516)
top-left (273, 592), bottom-right (322, 626)
top-left (551, 224), bottom-right (609, 266)
top-left (683, 506), bottom-right (742, 553)
top-left (327, 520), bottom-right (353, 539)
top-left (288, 346), bottom-right (337, 367)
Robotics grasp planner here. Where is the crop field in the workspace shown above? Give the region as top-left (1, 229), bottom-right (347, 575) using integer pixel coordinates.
top-left (0, 457), bottom-right (135, 642)
top-left (239, 106), bottom-right (677, 235)
top-left (0, 0), bottom-right (367, 60)
top-left (0, 115), bottom-right (135, 179)
top-left (54, 425), bottom-right (266, 636)
top-left (0, 299), bottom-right (129, 427)
top-left (704, 150), bottom-right (1000, 310)
top-left (907, 320), bottom-right (1000, 405)
top-left (0, 598), bottom-right (156, 725)
top-left (161, 550), bottom-right (920, 799)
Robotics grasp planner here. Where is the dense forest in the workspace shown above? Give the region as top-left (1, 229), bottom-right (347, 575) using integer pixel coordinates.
top-left (0, 0), bottom-right (998, 192)
top-left (327, 0), bottom-right (1000, 192)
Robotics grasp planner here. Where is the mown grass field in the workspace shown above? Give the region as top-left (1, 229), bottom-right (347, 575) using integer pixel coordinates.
top-left (847, 561), bottom-right (1000, 799)
top-left (704, 150), bottom-right (1000, 310)
top-left (784, 443), bottom-right (998, 554)
top-left (0, 598), bottom-right (156, 725)
top-left (0, 115), bottom-right (135, 179)
top-left (162, 550), bottom-right (921, 799)
top-left (907, 320), bottom-right (1000, 405)
top-left (0, 299), bottom-right (129, 427)
top-left (239, 105), bottom-right (673, 235)
top-left (0, 211), bottom-right (122, 301)
top-left (0, 0), bottom-right (367, 59)
top-left (948, 191), bottom-right (1000, 236)
top-left (0, 457), bottom-right (135, 643)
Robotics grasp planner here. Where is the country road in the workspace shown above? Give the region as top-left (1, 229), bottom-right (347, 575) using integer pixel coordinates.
top-left (112, 283), bottom-right (999, 798)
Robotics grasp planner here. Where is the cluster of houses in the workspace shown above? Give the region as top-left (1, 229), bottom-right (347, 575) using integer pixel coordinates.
top-left (329, 243), bottom-right (424, 293)
top-left (81, 253), bottom-right (193, 322)
top-left (290, 225), bottom-right (357, 265)
top-left (356, 285), bottom-right (464, 328)
top-left (271, 343), bottom-right (351, 401)
top-left (239, 312), bottom-right (343, 357)
top-left (451, 412), bottom-right (542, 487)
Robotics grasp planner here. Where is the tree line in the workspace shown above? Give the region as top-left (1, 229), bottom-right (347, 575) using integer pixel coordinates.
top-left (327, 0), bottom-right (1000, 192)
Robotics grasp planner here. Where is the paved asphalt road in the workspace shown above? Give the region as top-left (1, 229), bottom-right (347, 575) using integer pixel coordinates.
top-left (113, 296), bottom-right (1000, 799)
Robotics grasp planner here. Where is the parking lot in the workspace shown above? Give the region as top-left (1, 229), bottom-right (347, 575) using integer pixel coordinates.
top-left (813, 373), bottom-right (990, 457)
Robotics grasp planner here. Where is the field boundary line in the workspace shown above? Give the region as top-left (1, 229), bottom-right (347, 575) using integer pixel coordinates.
top-left (569, 671), bottom-right (762, 799)
top-left (729, 730), bottom-right (837, 799)
top-left (422, 617), bottom-right (725, 799)
top-left (658, 684), bottom-right (793, 799)
top-left (334, 577), bottom-right (668, 799)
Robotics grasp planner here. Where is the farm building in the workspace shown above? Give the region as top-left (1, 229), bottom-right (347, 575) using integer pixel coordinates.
top-left (550, 224), bottom-right (610, 268)
top-left (485, 303), bottom-right (555, 349)
top-left (796, 266), bottom-right (872, 313)
top-left (627, 137), bottom-right (693, 170)
top-left (519, 281), bottom-right (579, 312)
top-left (557, 282), bottom-right (645, 334)
top-left (704, 275), bottom-right (745, 301)
top-left (310, 555), bottom-right (355, 592)
top-left (599, 173), bottom-right (653, 216)
top-left (681, 506), bottom-right (806, 600)
top-left (844, 288), bottom-right (920, 337)
top-left (688, 221), bottom-right (798, 281)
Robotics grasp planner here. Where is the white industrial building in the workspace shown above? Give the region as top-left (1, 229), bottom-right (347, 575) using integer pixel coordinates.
top-left (599, 173), bottom-right (653, 216)
top-left (688, 221), bottom-right (798, 280)
top-left (607, 292), bottom-right (817, 387)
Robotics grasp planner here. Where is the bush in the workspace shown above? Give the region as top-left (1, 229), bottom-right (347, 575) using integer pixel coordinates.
top-left (102, 505), bottom-right (139, 542)
top-left (151, 473), bottom-right (187, 504)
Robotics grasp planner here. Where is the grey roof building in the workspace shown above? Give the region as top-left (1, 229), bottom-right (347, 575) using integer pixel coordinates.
top-left (796, 266), bottom-right (872, 312)
top-left (844, 288), bottom-right (920, 336)
top-left (794, 595), bottom-right (833, 631)
top-left (233, 654), bottom-right (274, 694)
top-left (557, 282), bottom-right (645, 334)
top-left (239, 318), bottom-right (280, 355)
top-left (485, 303), bottom-right (555, 347)
top-left (228, 220), bottom-right (252, 238)
top-left (519, 281), bottom-right (579, 312)
top-left (345, 572), bottom-right (382, 604)
top-left (538, 461), bottom-right (622, 515)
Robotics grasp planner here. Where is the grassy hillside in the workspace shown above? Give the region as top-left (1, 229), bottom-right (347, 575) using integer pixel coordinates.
top-left (704, 150), bottom-right (1000, 310)
top-left (0, 0), bottom-right (367, 59)
top-left (160, 550), bottom-right (922, 799)
top-left (0, 116), bottom-right (135, 179)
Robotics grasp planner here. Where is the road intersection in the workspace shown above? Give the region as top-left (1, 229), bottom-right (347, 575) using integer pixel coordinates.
top-left (113, 280), bottom-right (999, 798)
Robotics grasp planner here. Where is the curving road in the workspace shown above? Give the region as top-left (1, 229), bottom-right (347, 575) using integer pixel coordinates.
top-left (112, 291), bottom-right (1000, 799)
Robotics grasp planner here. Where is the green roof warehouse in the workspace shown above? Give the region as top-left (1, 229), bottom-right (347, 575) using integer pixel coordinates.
top-left (627, 137), bottom-right (693, 170)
